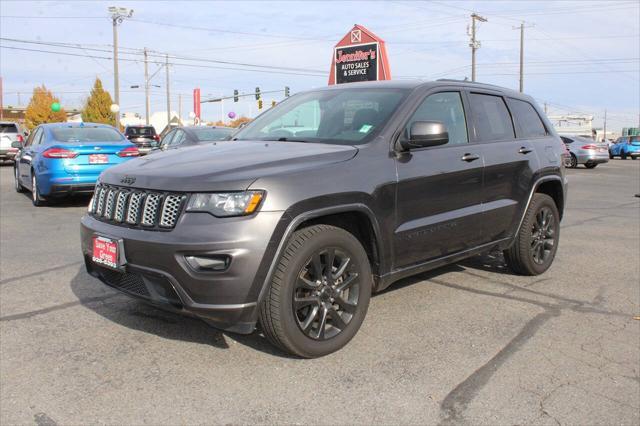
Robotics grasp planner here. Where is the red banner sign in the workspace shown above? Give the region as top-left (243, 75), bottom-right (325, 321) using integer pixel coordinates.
top-left (193, 88), bottom-right (201, 119)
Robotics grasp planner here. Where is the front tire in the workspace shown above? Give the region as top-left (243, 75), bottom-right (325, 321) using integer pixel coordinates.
top-left (31, 173), bottom-right (46, 206)
top-left (504, 193), bottom-right (560, 276)
top-left (14, 167), bottom-right (25, 193)
top-left (621, 151), bottom-right (627, 160)
top-left (259, 224), bottom-right (372, 358)
top-left (569, 154), bottom-right (578, 168)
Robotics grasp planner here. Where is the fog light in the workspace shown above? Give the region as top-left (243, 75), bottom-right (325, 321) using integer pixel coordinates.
top-left (185, 255), bottom-right (230, 272)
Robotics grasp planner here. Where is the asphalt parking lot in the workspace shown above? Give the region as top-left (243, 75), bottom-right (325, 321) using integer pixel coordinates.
top-left (1, 160), bottom-right (638, 425)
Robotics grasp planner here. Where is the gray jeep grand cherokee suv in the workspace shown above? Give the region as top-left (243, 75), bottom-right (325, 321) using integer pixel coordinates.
top-left (81, 80), bottom-right (567, 357)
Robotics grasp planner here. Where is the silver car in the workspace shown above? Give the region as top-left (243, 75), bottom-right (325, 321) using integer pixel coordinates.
top-left (560, 135), bottom-right (609, 169)
top-left (0, 121), bottom-right (26, 163)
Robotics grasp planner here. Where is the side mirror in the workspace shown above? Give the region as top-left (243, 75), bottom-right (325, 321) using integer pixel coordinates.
top-left (400, 121), bottom-right (449, 151)
top-left (11, 141), bottom-right (23, 149)
top-left (23, 131), bottom-right (29, 137)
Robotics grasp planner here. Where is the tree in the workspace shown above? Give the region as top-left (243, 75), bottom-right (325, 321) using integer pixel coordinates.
top-left (24, 85), bottom-right (67, 130)
top-left (81, 78), bottom-right (115, 125)
top-left (206, 116), bottom-right (251, 128)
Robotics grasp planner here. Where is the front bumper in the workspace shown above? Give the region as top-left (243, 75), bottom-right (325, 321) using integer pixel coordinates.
top-left (80, 210), bottom-right (285, 333)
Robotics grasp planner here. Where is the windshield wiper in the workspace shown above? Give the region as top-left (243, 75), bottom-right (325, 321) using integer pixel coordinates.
top-left (272, 137), bottom-right (309, 142)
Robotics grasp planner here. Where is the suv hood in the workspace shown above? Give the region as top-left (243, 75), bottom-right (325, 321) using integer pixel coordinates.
top-left (100, 140), bottom-right (358, 191)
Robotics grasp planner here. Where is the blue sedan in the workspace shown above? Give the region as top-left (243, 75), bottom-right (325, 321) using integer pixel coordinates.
top-left (609, 136), bottom-right (640, 160)
top-left (13, 122), bottom-right (139, 206)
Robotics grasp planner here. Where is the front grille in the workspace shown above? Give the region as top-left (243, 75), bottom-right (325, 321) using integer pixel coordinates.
top-left (90, 184), bottom-right (186, 230)
top-left (100, 267), bottom-right (151, 298)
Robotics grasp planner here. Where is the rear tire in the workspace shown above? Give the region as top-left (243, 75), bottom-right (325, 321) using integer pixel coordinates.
top-left (31, 173), bottom-right (46, 207)
top-left (569, 154), bottom-right (578, 168)
top-left (585, 163), bottom-right (598, 169)
top-left (504, 193), bottom-right (560, 276)
top-left (259, 224), bottom-right (372, 358)
top-left (609, 151), bottom-right (614, 159)
top-left (14, 166), bottom-right (25, 193)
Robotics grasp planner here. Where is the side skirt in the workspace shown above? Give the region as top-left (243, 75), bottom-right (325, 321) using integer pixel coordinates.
top-left (376, 237), bottom-right (511, 292)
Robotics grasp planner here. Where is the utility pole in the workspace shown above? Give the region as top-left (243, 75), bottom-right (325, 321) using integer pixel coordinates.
top-left (469, 13), bottom-right (487, 82)
top-left (143, 48), bottom-right (150, 125)
top-left (165, 54), bottom-right (171, 129)
top-left (0, 76), bottom-right (3, 120)
top-left (108, 6), bottom-right (134, 129)
top-left (17, 92), bottom-right (21, 106)
top-left (178, 93), bottom-right (182, 122)
top-left (544, 102), bottom-right (548, 115)
top-left (513, 21), bottom-right (534, 92)
top-left (603, 109), bottom-right (607, 142)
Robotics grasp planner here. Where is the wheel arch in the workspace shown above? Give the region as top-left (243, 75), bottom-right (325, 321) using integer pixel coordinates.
top-left (256, 204), bottom-right (385, 305)
top-left (536, 179), bottom-right (565, 220)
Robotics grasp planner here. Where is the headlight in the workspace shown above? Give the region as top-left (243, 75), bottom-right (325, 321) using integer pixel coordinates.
top-left (186, 191), bottom-right (264, 217)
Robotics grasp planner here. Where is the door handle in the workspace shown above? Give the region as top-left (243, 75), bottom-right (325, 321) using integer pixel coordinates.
top-left (518, 147), bottom-right (533, 154)
top-left (461, 153), bottom-right (480, 162)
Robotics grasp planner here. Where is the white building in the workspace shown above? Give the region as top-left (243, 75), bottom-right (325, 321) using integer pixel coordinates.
top-left (548, 114), bottom-right (594, 137)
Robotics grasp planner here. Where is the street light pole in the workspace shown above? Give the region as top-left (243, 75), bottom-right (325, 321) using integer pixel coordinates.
top-left (144, 48), bottom-right (150, 125)
top-left (165, 54), bottom-right (171, 129)
top-left (108, 6), bottom-right (133, 129)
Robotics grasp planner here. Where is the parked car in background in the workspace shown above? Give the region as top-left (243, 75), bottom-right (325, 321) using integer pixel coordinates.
top-left (560, 135), bottom-right (609, 168)
top-left (156, 126), bottom-right (234, 152)
top-left (13, 123), bottom-right (139, 206)
top-left (0, 121), bottom-right (27, 163)
top-left (123, 125), bottom-right (159, 155)
top-left (81, 80), bottom-right (567, 357)
top-left (609, 136), bottom-right (640, 159)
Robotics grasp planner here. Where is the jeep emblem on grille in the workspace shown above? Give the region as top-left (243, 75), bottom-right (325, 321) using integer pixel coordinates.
top-left (120, 176), bottom-right (136, 185)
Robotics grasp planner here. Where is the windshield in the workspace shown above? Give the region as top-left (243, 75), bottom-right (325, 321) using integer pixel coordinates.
top-left (0, 124), bottom-right (18, 133)
top-left (126, 127), bottom-right (156, 136)
top-left (191, 127), bottom-right (234, 141)
top-left (233, 88), bottom-right (410, 145)
top-left (51, 127), bottom-right (124, 143)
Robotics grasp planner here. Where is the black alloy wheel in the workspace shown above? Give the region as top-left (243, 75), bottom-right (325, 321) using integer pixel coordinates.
top-left (293, 248), bottom-right (360, 340)
top-left (259, 224), bottom-right (372, 358)
top-left (530, 206), bottom-right (556, 265)
top-left (504, 193), bottom-right (560, 276)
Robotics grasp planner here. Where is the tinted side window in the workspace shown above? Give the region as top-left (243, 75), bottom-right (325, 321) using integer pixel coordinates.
top-left (469, 93), bottom-right (515, 142)
top-left (406, 92), bottom-right (468, 145)
top-left (30, 128), bottom-right (44, 147)
top-left (507, 98), bottom-right (547, 138)
top-left (171, 130), bottom-right (186, 146)
top-left (161, 130), bottom-right (175, 147)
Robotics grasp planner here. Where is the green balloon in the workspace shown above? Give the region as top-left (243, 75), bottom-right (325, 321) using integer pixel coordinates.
top-left (51, 102), bottom-right (61, 112)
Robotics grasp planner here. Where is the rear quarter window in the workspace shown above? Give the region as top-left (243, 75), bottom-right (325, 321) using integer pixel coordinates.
top-left (469, 93), bottom-right (515, 142)
top-left (507, 98), bottom-right (547, 138)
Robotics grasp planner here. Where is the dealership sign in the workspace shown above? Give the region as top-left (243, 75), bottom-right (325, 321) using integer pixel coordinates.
top-left (329, 25), bottom-right (391, 85)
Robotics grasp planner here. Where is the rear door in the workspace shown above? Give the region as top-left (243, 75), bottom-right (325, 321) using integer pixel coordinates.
top-left (470, 93), bottom-right (543, 242)
top-left (394, 89), bottom-right (484, 268)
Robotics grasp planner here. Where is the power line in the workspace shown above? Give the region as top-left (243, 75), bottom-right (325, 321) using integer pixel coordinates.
top-left (1, 37), bottom-right (327, 75)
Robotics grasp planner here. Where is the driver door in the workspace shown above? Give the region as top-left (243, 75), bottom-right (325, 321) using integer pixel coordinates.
top-left (394, 91), bottom-right (484, 269)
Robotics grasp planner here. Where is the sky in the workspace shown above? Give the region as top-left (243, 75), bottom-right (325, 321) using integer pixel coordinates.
top-left (1, 0), bottom-right (639, 131)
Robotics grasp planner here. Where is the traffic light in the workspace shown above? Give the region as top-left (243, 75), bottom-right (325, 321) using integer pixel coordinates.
top-left (271, 100), bottom-right (276, 108)
top-left (233, 89), bottom-right (239, 102)
top-left (258, 99), bottom-right (263, 110)
top-left (284, 86), bottom-right (290, 97)
top-left (255, 87), bottom-right (261, 100)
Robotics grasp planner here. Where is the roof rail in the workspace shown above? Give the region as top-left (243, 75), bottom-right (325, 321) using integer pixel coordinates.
top-left (436, 78), bottom-right (506, 89)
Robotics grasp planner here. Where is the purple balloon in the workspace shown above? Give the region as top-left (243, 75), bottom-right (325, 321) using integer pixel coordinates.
top-left (228, 111), bottom-right (236, 119)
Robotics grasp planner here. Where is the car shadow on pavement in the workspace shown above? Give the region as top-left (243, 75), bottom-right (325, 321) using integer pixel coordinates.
top-left (69, 266), bottom-right (296, 358)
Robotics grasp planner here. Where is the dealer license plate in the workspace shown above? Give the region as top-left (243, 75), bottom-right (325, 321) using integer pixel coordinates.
top-left (92, 236), bottom-right (120, 269)
top-left (89, 154), bottom-right (109, 164)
